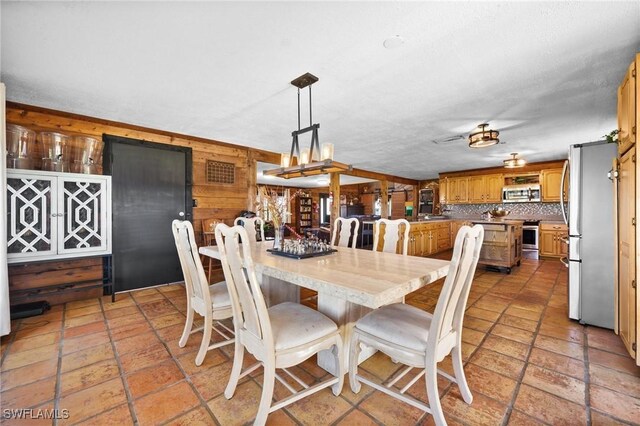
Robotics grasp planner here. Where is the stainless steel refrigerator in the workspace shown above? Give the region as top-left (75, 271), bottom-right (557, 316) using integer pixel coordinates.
top-left (561, 141), bottom-right (616, 328)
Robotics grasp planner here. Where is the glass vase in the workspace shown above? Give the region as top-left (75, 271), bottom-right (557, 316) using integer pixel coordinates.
top-left (273, 224), bottom-right (285, 251)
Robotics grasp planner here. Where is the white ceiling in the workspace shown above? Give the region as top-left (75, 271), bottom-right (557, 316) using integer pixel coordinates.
top-left (2, 2), bottom-right (639, 180)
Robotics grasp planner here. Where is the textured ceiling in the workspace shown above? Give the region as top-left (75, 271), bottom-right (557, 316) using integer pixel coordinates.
top-left (2, 2), bottom-right (639, 179)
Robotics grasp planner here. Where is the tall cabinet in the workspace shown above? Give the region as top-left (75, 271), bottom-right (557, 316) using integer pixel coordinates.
top-left (615, 52), bottom-right (639, 365)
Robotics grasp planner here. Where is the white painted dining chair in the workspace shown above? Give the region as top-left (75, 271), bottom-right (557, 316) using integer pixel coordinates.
top-left (331, 217), bottom-right (360, 248)
top-left (215, 224), bottom-right (344, 426)
top-left (171, 220), bottom-right (235, 366)
top-left (349, 225), bottom-right (484, 426)
top-left (373, 218), bottom-right (411, 255)
top-left (234, 216), bottom-right (265, 244)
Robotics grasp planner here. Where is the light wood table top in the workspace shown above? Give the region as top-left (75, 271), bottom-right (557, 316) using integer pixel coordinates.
top-left (200, 242), bottom-right (450, 309)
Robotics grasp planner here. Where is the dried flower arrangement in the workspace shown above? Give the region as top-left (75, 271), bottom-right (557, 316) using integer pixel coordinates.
top-left (256, 186), bottom-right (301, 228)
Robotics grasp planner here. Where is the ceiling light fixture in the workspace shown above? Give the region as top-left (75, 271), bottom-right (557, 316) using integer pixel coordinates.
top-left (503, 152), bottom-right (526, 168)
top-left (468, 123), bottom-right (500, 148)
top-left (263, 73), bottom-right (352, 179)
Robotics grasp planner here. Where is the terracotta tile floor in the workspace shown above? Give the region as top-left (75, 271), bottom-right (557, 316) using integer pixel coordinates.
top-left (2, 254), bottom-right (640, 425)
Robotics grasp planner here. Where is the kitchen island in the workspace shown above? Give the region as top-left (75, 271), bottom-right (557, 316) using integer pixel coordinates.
top-left (471, 219), bottom-right (524, 273)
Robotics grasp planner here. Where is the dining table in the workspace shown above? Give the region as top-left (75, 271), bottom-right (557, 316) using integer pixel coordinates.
top-left (199, 241), bottom-right (450, 375)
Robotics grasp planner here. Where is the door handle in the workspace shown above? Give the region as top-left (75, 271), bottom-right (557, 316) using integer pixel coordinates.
top-left (560, 236), bottom-right (569, 245)
top-left (559, 257), bottom-right (569, 268)
top-left (178, 211), bottom-right (185, 217)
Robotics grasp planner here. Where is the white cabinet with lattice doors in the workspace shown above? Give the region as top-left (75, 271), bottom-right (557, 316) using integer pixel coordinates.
top-left (7, 169), bottom-right (111, 263)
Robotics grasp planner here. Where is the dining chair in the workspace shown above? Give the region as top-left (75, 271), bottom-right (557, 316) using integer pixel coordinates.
top-left (331, 217), bottom-right (360, 248)
top-left (171, 220), bottom-right (235, 366)
top-left (373, 218), bottom-right (411, 255)
top-left (348, 224), bottom-right (484, 426)
top-left (215, 224), bottom-right (344, 426)
top-left (234, 216), bottom-right (265, 244)
top-left (201, 218), bottom-right (224, 283)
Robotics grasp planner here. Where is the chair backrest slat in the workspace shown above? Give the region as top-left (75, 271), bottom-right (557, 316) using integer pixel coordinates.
top-left (234, 217), bottom-right (266, 244)
top-left (331, 217), bottom-right (360, 248)
top-left (373, 218), bottom-right (410, 255)
top-left (172, 220), bottom-right (211, 306)
top-left (429, 225), bottom-right (484, 351)
top-left (216, 224), bottom-right (272, 346)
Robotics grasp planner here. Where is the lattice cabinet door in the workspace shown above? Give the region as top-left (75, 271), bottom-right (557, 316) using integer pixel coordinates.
top-left (7, 170), bottom-right (112, 263)
top-left (7, 172), bottom-right (58, 260)
top-left (57, 175), bottom-right (111, 256)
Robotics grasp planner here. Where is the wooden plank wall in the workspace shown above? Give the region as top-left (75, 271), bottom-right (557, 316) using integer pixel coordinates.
top-left (8, 258), bottom-right (104, 306)
top-left (6, 104), bottom-right (252, 242)
top-left (6, 104), bottom-right (255, 304)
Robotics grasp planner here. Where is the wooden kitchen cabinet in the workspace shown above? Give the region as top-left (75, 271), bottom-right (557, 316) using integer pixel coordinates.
top-left (447, 177), bottom-right (468, 204)
top-left (539, 222), bottom-right (568, 257)
top-left (407, 221), bottom-right (452, 257)
top-left (618, 58), bottom-right (636, 156)
top-left (451, 220), bottom-right (471, 242)
top-left (485, 174), bottom-right (504, 202)
top-left (615, 147), bottom-right (636, 360)
top-left (439, 178), bottom-right (448, 204)
top-left (467, 174), bottom-right (504, 203)
top-left (541, 168), bottom-right (567, 202)
top-left (473, 221), bottom-right (523, 273)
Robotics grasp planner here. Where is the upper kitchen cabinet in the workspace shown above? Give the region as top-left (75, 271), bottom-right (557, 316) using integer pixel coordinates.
top-left (617, 56), bottom-right (637, 156)
top-left (447, 177), bottom-right (468, 204)
top-left (541, 168), bottom-right (567, 202)
top-left (439, 178), bottom-right (448, 204)
top-left (467, 174), bottom-right (503, 203)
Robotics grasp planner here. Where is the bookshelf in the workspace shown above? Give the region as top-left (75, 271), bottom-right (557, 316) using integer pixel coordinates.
top-left (296, 196), bottom-right (313, 234)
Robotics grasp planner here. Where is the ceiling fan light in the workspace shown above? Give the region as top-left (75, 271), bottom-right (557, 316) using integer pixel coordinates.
top-left (468, 123), bottom-right (500, 148)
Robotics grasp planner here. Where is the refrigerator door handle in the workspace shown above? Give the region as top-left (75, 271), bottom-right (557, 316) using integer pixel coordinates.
top-left (560, 159), bottom-right (569, 225)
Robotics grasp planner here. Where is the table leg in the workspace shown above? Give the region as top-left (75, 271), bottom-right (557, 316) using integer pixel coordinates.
top-left (316, 292), bottom-right (375, 376)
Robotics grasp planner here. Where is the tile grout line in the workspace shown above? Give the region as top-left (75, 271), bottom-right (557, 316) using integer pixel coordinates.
top-left (502, 263), bottom-right (580, 425)
top-left (483, 260), bottom-right (547, 426)
top-left (98, 295), bottom-right (140, 426)
top-left (53, 306), bottom-right (67, 426)
top-left (135, 287), bottom-right (224, 426)
top-left (583, 328), bottom-right (592, 425)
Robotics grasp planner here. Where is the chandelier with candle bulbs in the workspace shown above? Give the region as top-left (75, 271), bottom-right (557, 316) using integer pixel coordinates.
top-left (263, 73), bottom-right (352, 179)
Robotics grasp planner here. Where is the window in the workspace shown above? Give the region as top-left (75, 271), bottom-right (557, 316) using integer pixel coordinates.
top-left (319, 193), bottom-right (331, 225)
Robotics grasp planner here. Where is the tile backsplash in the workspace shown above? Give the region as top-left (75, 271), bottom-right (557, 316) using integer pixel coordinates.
top-left (444, 202), bottom-right (564, 220)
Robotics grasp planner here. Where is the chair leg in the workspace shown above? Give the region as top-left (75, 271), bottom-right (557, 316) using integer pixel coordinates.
top-left (224, 340), bottom-right (245, 399)
top-left (332, 338), bottom-right (344, 396)
top-left (254, 365), bottom-right (276, 426)
top-left (179, 306), bottom-right (194, 348)
top-left (425, 363), bottom-right (446, 426)
top-left (195, 313), bottom-right (213, 366)
top-left (452, 344), bottom-right (473, 404)
top-left (349, 332), bottom-right (362, 393)
top-left (207, 258), bottom-right (213, 284)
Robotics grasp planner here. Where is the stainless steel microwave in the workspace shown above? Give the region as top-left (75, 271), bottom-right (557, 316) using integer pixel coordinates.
top-left (502, 184), bottom-right (541, 203)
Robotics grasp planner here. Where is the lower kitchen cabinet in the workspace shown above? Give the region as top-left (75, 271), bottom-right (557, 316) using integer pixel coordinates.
top-left (539, 222), bottom-right (568, 258)
top-left (407, 221), bottom-right (452, 257)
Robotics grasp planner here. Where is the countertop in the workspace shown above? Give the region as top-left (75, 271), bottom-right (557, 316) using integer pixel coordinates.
top-left (470, 219), bottom-right (525, 225)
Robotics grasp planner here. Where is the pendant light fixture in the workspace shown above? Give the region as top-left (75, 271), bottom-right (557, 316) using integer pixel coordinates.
top-left (263, 73), bottom-right (352, 179)
top-left (468, 123), bottom-right (500, 148)
top-left (503, 152), bottom-right (526, 168)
